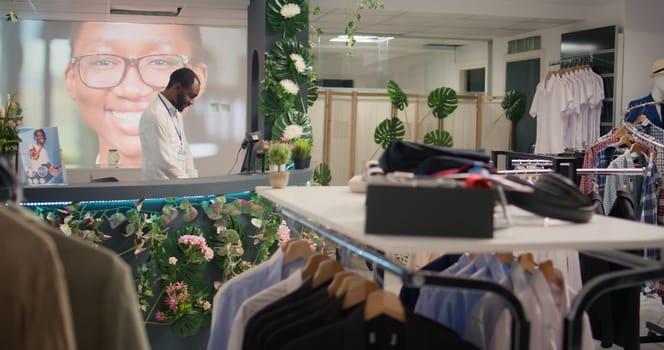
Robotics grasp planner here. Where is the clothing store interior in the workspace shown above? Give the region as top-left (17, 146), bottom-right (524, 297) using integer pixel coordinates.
top-left (4, 0), bottom-right (664, 349)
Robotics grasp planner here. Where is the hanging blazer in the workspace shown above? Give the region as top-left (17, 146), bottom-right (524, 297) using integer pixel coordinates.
top-left (627, 94), bottom-right (664, 128)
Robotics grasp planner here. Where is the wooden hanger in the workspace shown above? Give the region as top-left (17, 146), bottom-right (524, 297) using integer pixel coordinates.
top-left (518, 252), bottom-right (536, 273)
top-left (545, 70), bottom-right (555, 80)
top-left (312, 259), bottom-right (344, 288)
top-left (283, 239), bottom-right (313, 265)
top-left (335, 275), bottom-right (366, 299)
top-left (495, 252), bottom-right (515, 265)
top-left (301, 254), bottom-right (329, 279)
top-left (364, 290), bottom-right (406, 323)
top-left (612, 126), bottom-right (628, 138)
top-left (616, 134), bottom-right (634, 148)
top-left (633, 114), bottom-right (648, 125)
top-left (327, 271), bottom-right (358, 296)
top-left (342, 279), bottom-right (380, 310)
top-left (539, 260), bottom-right (564, 290)
top-left (629, 142), bottom-right (644, 158)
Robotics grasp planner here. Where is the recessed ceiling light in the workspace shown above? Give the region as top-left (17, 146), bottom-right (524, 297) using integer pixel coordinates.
top-left (330, 35), bottom-right (394, 43)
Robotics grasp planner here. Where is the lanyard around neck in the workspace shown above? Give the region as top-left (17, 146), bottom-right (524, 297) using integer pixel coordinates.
top-left (158, 94), bottom-right (183, 146)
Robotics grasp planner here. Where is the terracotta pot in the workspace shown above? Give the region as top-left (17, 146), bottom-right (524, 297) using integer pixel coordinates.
top-left (268, 171), bottom-right (290, 188)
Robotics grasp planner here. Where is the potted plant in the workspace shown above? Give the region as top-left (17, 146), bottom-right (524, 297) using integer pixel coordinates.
top-left (0, 94), bottom-right (24, 174)
top-left (267, 142), bottom-right (291, 188)
top-left (291, 138), bottom-right (312, 169)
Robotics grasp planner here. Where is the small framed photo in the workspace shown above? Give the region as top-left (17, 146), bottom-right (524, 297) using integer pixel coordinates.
top-left (18, 127), bottom-right (67, 186)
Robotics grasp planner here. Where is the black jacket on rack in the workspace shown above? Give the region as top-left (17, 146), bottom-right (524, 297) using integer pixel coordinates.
top-left (580, 190), bottom-right (640, 350)
top-left (280, 304), bottom-right (478, 350)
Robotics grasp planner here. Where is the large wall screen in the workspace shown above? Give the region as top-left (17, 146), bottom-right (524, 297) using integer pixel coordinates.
top-left (0, 20), bottom-right (247, 176)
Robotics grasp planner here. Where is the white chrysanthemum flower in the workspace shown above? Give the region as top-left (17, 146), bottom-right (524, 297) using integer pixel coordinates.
top-left (283, 124), bottom-right (304, 140)
top-left (280, 3), bottom-right (301, 18)
top-left (280, 79), bottom-right (299, 95)
top-left (289, 53), bottom-right (307, 73)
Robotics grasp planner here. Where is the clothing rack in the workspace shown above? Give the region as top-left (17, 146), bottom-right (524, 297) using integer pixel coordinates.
top-left (548, 49), bottom-right (616, 67)
top-left (258, 186), bottom-right (664, 350)
top-left (491, 150), bottom-right (579, 180)
top-left (277, 207), bottom-right (531, 350)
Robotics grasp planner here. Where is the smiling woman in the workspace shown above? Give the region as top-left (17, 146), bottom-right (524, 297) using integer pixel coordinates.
top-left (64, 22), bottom-right (208, 168)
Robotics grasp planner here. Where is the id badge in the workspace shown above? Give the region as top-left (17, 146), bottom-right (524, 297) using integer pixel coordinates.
top-left (177, 149), bottom-right (186, 161)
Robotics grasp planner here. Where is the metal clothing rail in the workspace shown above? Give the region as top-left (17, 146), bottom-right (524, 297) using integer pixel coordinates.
top-left (498, 169), bottom-right (554, 175)
top-left (548, 48), bottom-right (616, 67)
top-left (278, 207), bottom-right (531, 350)
top-left (623, 121), bottom-right (664, 149)
top-left (564, 251), bottom-right (664, 350)
top-left (576, 167), bottom-right (647, 176)
top-left (511, 159), bottom-right (553, 165)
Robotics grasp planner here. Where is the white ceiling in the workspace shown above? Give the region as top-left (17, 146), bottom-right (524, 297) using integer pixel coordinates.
top-left (0, 0), bottom-right (617, 41)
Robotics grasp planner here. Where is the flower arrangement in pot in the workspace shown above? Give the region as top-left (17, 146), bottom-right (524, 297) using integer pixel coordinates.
top-left (267, 142), bottom-right (292, 188)
top-left (291, 138), bottom-right (312, 169)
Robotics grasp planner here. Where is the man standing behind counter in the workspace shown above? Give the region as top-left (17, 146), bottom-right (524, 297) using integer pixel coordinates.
top-left (140, 68), bottom-right (200, 180)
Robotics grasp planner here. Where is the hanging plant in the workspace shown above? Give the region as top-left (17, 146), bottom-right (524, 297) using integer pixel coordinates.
top-left (501, 90), bottom-right (527, 122)
top-left (374, 118), bottom-right (406, 149)
top-left (270, 38), bottom-right (314, 83)
top-left (428, 87), bottom-right (458, 119)
top-left (387, 80), bottom-right (408, 111)
top-left (266, 0), bottom-right (309, 37)
top-left (423, 130), bottom-right (453, 147)
top-left (272, 110), bottom-right (313, 141)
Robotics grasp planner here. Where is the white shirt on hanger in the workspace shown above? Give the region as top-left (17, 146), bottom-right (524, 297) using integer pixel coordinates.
top-left (530, 75), bottom-right (572, 154)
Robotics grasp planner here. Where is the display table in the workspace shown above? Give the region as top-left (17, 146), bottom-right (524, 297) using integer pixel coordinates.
top-left (256, 185), bottom-right (664, 350)
top-left (3, 169), bottom-right (312, 203)
top-left (256, 186), bottom-right (664, 252)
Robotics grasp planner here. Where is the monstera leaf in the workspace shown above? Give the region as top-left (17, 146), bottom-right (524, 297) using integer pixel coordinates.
top-left (272, 110), bottom-right (313, 141)
top-left (423, 130), bottom-right (453, 147)
top-left (307, 78), bottom-right (319, 107)
top-left (266, 0), bottom-right (309, 36)
top-left (270, 38), bottom-right (313, 83)
top-left (387, 80), bottom-right (408, 111)
top-left (501, 90), bottom-right (527, 122)
top-left (171, 311), bottom-right (206, 338)
top-left (258, 90), bottom-right (284, 123)
top-left (373, 117), bottom-right (405, 149)
top-left (313, 162), bottom-right (332, 186)
top-left (427, 87), bottom-right (458, 119)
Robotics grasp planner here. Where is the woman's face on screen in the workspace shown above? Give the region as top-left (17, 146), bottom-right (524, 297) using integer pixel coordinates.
top-left (64, 22), bottom-right (194, 164)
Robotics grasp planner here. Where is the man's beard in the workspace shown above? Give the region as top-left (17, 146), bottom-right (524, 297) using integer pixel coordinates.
top-left (174, 93), bottom-right (187, 112)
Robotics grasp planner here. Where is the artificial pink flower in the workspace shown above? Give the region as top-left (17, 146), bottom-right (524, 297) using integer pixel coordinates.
top-left (178, 291), bottom-right (190, 302)
top-left (155, 311), bottom-right (166, 321)
top-left (203, 247), bottom-right (214, 261)
top-left (166, 296), bottom-right (178, 310)
top-left (7, 120), bottom-right (16, 128)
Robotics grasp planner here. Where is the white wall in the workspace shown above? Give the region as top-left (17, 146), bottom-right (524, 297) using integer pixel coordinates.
top-left (490, 0), bottom-right (625, 96)
top-left (622, 0), bottom-right (664, 107)
top-left (386, 50), bottom-right (458, 93)
top-left (456, 42), bottom-right (490, 93)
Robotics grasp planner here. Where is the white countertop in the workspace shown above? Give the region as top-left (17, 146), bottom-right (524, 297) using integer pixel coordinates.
top-left (256, 186), bottom-right (664, 253)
